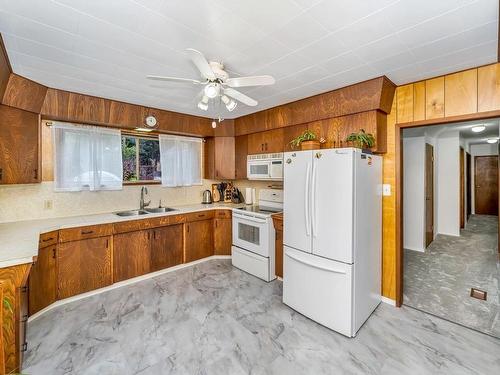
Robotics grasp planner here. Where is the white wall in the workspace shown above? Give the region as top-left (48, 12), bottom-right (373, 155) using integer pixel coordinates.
top-left (470, 143), bottom-right (498, 213)
top-left (436, 132), bottom-right (460, 236)
top-left (403, 137), bottom-right (426, 251)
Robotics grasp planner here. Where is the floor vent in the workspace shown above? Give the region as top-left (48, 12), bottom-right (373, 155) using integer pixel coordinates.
top-left (470, 288), bottom-right (487, 301)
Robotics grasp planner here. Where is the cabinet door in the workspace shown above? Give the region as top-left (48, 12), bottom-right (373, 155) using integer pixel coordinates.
top-left (29, 245), bottom-right (56, 315)
top-left (113, 230), bottom-right (151, 282)
top-left (275, 228), bottom-right (283, 278)
top-left (0, 105), bottom-right (40, 184)
top-left (248, 129), bottom-right (284, 154)
top-left (185, 220), bottom-right (214, 262)
top-left (235, 135), bottom-right (248, 179)
top-left (214, 218), bottom-right (232, 255)
top-left (247, 132), bottom-right (266, 154)
top-left (215, 137), bottom-right (235, 179)
top-left (57, 236), bottom-right (112, 299)
top-left (150, 224), bottom-right (184, 272)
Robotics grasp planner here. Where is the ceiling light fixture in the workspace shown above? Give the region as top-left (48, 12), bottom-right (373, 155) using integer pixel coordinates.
top-left (486, 138), bottom-right (498, 144)
top-left (221, 95), bottom-right (237, 112)
top-left (135, 127), bottom-right (154, 132)
top-left (204, 82), bottom-right (220, 98)
top-left (471, 125), bottom-right (486, 133)
top-left (197, 95), bottom-right (209, 111)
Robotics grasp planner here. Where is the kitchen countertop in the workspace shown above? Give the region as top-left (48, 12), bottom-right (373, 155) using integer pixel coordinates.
top-left (0, 202), bottom-right (244, 269)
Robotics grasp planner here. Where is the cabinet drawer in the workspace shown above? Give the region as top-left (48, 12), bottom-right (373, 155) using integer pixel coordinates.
top-left (113, 219), bottom-right (150, 234)
top-left (59, 224), bottom-right (113, 243)
top-left (39, 230), bottom-right (58, 248)
top-left (148, 214), bottom-right (186, 229)
top-left (184, 210), bottom-right (214, 222)
top-left (215, 209), bottom-right (232, 219)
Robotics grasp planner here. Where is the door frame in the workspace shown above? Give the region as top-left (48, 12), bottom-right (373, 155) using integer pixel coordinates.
top-left (424, 143), bottom-right (434, 247)
top-left (395, 112), bottom-right (500, 307)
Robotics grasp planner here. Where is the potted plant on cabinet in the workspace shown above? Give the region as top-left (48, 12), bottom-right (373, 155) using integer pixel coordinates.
top-left (289, 130), bottom-right (322, 150)
top-left (345, 129), bottom-right (376, 153)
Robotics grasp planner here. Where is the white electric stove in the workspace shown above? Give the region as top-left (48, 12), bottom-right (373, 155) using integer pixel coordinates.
top-left (231, 189), bottom-right (283, 282)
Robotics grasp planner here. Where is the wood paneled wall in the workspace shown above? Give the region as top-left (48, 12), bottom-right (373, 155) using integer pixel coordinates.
top-left (0, 35), bottom-right (10, 103)
top-left (234, 76), bottom-right (396, 136)
top-left (2, 74), bottom-right (47, 113)
top-left (381, 62), bottom-right (500, 303)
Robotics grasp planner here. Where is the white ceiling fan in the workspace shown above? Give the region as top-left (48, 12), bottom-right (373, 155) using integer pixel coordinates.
top-left (147, 48), bottom-right (275, 113)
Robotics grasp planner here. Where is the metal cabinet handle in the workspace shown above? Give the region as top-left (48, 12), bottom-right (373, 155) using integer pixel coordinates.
top-left (42, 237), bottom-right (54, 242)
top-left (52, 248), bottom-right (56, 259)
top-left (81, 230), bottom-right (94, 235)
top-left (34, 168), bottom-right (38, 180)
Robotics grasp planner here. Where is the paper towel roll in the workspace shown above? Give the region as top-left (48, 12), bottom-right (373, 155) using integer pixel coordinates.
top-left (245, 187), bottom-right (253, 205)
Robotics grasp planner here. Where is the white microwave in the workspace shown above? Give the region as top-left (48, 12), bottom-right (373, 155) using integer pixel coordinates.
top-left (247, 153), bottom-right (283, 180)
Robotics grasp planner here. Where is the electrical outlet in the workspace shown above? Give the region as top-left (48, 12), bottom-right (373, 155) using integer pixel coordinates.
top-left (44, 199), bottom-right (53, 210)
top-left (382, 184), bottom-right (391, 196)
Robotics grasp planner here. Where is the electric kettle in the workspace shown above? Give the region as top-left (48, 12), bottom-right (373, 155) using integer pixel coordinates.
top-left (202, 190), bottom-right (213, 204)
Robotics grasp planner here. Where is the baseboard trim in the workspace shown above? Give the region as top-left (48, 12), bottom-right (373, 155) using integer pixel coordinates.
top-left (381, 296), bottom-right (396, 306)
top-left (28, 255), bottom-right (232, 322)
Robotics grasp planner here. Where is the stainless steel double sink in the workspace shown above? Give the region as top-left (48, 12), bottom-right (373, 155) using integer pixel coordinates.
top-left (115, 207), bottom-right (177, 217)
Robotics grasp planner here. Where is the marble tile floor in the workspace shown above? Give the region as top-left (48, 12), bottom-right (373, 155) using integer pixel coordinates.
top-left (404, 214), bottom-right (500, 338)
top-left (24, 259), bottom-right (500, 375)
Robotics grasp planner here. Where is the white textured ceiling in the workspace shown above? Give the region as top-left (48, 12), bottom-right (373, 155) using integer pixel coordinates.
top-left (0, 0), bottom-right (498, 119)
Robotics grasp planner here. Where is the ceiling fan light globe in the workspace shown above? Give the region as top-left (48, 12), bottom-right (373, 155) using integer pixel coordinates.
top-left (204, 83), bottom-right (220, 98)
top-left (197, 101), bottom-right (208, 111)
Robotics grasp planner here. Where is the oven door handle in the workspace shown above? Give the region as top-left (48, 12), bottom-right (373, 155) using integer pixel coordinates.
top-left (233, 212), bottom-right (267, 224)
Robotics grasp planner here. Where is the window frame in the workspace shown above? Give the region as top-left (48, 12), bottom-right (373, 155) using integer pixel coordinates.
top-left (121, 131), bottom-right (162, 185)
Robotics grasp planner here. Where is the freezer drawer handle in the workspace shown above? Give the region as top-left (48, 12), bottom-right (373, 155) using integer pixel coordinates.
top-left (286, 251), bottom-right (346, 274)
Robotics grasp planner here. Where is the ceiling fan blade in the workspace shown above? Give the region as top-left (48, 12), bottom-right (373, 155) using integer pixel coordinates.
top-left (224, 88), bottom-right (258, 106)
top-left (147, 75), bottom-right (204, 84)
top-left (225, 75), bottom-right (275, 88)
top-left (186, 48), bottom-right (216, 80)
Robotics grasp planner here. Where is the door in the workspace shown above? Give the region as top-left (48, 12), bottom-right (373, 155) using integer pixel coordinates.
top-left (460, 147), bottom-right (465, 228)
top-left (0, 105), bottom-right (40, 184)
top-left (113, 230), bottom-right (151, 282)
top-left (312, 149), bottom-right (354, 263)
top-left (29, 245), bottom-right (56, 315)
top-left (283, 150), bottom-right (312, 253)
top-left (466, 152), bottom-right (472, 219)
top-left (475, 156), bottom-right (499, 215)
top-left (425, 144), bottom-right (434, 247)
top-left (214, 218), bottom-right (232, 255)
top-left (283, 247), bottom-right (353, 337)
top-left (150, 224), bottom-right (183, 272)
top-left (185, 219), bottom-right (214, 262)
top-left (57, 236), bottom-right (112, 299)
top-left (232, 213), bottom-right (268, 256)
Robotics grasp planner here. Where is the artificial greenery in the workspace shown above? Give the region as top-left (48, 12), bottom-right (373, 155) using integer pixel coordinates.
top-left (289, 130), bottom-right (318, 149)
top-left (346, 129), bottom-right (375, 149)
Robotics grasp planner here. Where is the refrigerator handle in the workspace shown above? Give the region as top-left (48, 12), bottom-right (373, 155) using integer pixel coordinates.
top-left (311, 160), bottom-right (318, 237)
top-left (305, 162), bottom-right (311, 236)
top-left (286, 250), bottom-right (347, 274)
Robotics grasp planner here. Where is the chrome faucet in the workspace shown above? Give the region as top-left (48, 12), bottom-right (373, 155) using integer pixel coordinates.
top-left (140, 186), bottom-right (151, 210)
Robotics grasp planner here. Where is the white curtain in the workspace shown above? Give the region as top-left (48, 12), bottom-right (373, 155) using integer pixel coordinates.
top-left (52, 122), bottom-right (123, 192)
top-left (159, 134), bottom-right (202, 187)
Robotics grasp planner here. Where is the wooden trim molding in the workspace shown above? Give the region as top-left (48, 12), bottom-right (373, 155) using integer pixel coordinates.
top-left (397, 109), bottom-right (500, 128)
top-left (0, 34), bottom-right (11, 102)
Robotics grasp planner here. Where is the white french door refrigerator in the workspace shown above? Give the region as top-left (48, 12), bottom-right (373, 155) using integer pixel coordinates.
top-left (283, 148), bottom-right (382, 337)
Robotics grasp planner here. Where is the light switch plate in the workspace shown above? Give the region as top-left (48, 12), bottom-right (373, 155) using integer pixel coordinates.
top-left (44, 199), bottom-right (53, 210)
top-left (382, 184), bottom-right (391, 196)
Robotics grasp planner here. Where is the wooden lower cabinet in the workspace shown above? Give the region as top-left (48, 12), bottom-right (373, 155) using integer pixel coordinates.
top-left (185, 219), bottom-right (214, 262)
top-left (113, 230), bottom-right (151, 282)
top-left (29, 244), bottom-right (56, 315)
top-left (150, 225), bottom-right (184, 272)
top-left (57, 236), bottom-right (112, 299)
top-left (214, 218), bottom-right (232, 255)
top-left (272, 214), bottom-right (283, 278)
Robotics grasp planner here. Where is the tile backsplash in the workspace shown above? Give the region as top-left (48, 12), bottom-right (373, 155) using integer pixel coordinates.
top-left (0, 181), bottom-right (216, 223)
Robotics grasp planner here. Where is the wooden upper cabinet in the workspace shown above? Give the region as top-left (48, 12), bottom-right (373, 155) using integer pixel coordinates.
top-left (185, 219), bottom-right (214, 263)
top-left (150, 224), bottom-right (183, 272)
top-left (396, 84), bottom-right (414, 123)
top-left (57, 236), bottom-right (112, 299)
top-left (478, 64), bottom-right (500, 112)
top-left (0, 105), bottom-right (40, 184)
top-left (113, 230), bottom-right (151, 282)
top-left (413, 81), bottom-right (426, 121)
top-left (214, 217), bottom-right (232, 255)
top-left (445, 70), bottom-right (478, 117)
top-left (29, 245), bottom-right (56, 315)
top-left (425, 77), bottom-right (445, 120)
top-left (234, 135), bottom-right (248, 179)
top-left (204, 137), bottom-right (235, 180)
top-left (247, 128), bottom-right (284, 154)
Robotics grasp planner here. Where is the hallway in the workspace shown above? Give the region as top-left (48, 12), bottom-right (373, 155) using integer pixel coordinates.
top-left (404, 215), bottom-right (500, 338)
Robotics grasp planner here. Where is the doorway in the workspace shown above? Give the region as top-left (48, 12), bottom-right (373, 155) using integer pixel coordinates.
top-left (425, 143), bottom-right (434, 247)
top-left (466, 152), bottom-right (472, 220)
top-left (460, 147), bottom-right (465, 228)
top-left (474, 156), bottom-right (499, 215)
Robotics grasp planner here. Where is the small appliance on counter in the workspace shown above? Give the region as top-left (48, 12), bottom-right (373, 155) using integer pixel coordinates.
top-left (202, 189), bottom-right (212, 204)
